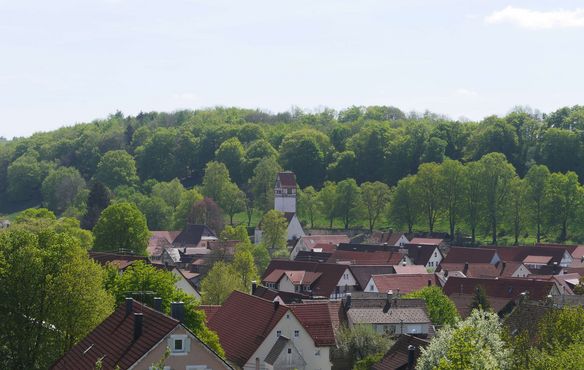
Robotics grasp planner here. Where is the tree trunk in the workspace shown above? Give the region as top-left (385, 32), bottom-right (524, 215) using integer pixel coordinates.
top-left (492, 217), bottom-right (497, 245)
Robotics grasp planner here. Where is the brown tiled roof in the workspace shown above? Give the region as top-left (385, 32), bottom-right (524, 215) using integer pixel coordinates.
top-left (349, 265), bottom-right (395, 290)
top-left (328, 249), bottom-right (405, 265)
top-left (503, 301), bottom-right (551, 344)
top-left (199, 305), bottom-right (221, 322)
top-left (88, 251), bottom-right (149, 270)
top-left (311, 242), bottom-right (340, 253)
top-left (372, 334), bottom-right (429, 370)
top-left (499, 261), bottom-right (528, 277)
top-left (483, 245), bottom-right (567, 265)
top-left (439, 262), bottom-right (501, 278)
top-left (409, 238), bottom-right (443, 246)
top-left (299, 235), bottom-right (349, 249)
top-left (288, 301), bottom-right (341, 346)
top-left (277, 171), bottom-right (296, 187)
top-left (252, 285), bottom-right (310, 304)
top-left (523, 255), bottom-right (553, 264)
top-left (261, 260), bottom-right (350, 297)
top-left (173, 224), bottom-right (217, 247)
top-left (568, 246), bottom-right (584, 267)
top-left (442, 247), bottom-right (498, 264)
top-left (393, 265), bottom-right (429, 275)
top-left (403, 244), bottom-right (441, 266)
top-left (371, 274), bottom-right (437, 294)
top-left (207, 291), bottom-right (289, 367)
top-left (147, 231), bottom-right (180, 256)
top-left (294, 251), bottom-right (333, 263)
top-left (51, 300), bottom-right (179, 369)
top-left (449, 293), bottom-right (515, 318)
top-left (535, 243), bottom-right (578, 254)
top-left (442, 276), bottom-right (555, 301)
top-left (368, 231), bottom-right (408, 246)
top-left (262, 270), bottom-right (322, 285)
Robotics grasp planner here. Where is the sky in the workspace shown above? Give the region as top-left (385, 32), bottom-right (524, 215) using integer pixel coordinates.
top-left (1, 0), bottom-right (584, 139)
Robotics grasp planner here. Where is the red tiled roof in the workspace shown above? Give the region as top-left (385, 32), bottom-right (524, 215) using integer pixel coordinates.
top-left (442, 247), bottom-right (498, 264)
top-left (409, 238), bottom-right (443, 246)
top-left (369, 231), bottom-right (408, 246)
top-left (439, 262), bottom-right (501, 278)
top-left (442, 276), bottom-right (555, 301)
top-left (51, 300), bottom-right (178, 370)
top-left (349, 265), bottom-right (395, 289)
top-left (199, 305), bottom-right (221, 323)
top-left (372, 334), bottom-right (429, 370)
top-left (299, 235), bottom-right (349, 249)
top-left (262, 270), bottom-right (322, 285)
top-left (403, 244), bottom-right (441, 266)
top-left (277, 172), bottom-right (297, 187)
top-left (311, 242), bottom-right (340, 253)
top-left (393, 265), bottom-right (429, 274)
top-left (261, 260), bottom-right (351, 297)
top-left (371, 274), bottom-right (437, 294)
top-left (147, 231), bottom-right (181, 256)
top-left (535, 243), bottom-right (578, 254)
top-left (252, 285), bottom-right (310, 304)
top-left (523, 255), bottom-right (553, 264)
top-left (206, 291), bottom-right (289, 367)
top-left (483, 245), bottom-right (567, 265)
top-left (328, 249), bottom-right (405, 265)
top-left (288, 301), bottom-right (341, 346)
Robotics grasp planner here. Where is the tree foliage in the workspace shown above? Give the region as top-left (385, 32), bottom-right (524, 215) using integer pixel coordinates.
top-left (93, 202), bottom-right (150, 255)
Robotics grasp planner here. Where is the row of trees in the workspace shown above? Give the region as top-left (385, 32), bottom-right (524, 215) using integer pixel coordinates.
top-left (3, 105), bottom-right (584, 217)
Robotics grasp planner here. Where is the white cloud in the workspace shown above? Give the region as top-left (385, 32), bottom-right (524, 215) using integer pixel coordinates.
top-left (456, 88), bottom-right (478, 97)
top-left (485, 6), bottom-right (584, 29)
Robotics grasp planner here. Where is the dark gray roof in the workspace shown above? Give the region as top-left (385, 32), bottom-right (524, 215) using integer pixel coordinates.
top-left (173, 224), bottom-right (217, 247)
top-left (264, 336), bottom-right (289, 365)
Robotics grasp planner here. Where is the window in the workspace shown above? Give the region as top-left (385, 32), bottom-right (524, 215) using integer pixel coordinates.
top-left (276, 330), bottom-right (282, 337)
top-left (287, 348), bottom-right (292, 354)
top-left (168, 334), bottom-right (188, 355)
top-left (294, 330), bottom-right (299, 337)
top-left (370, 285), bottom-right (374, 291)
top-left (174, 338), bottom-right (183, 351)
top-left (286, 314), bottom-right (290, 319)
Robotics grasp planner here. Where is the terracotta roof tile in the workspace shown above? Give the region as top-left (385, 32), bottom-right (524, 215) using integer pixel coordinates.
top-left (372, 334), bottom-right (429, 370)
top-left (349, 265), bottom-right (395, 289)
top-left (409, 238), bottom-right (443, 246)
top-left (51, 300), bottom-right (178, 370)
top-left (442, 247), bottom-right (498, 264)
top-left (277, 172), bottom-right (297, 187)
top-left (288, 302), bottom-right (341, 346)
top-left (328, 249), bottom-right (405, 265)
top-left (442, 276), bottom-right (555, 301)
top-left (371, 274), bottom-right (437, 294)
top-left (199, 305), bottom-right (221, 323)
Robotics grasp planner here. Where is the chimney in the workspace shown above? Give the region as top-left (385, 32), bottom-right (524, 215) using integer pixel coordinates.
top-left (133, 313), bottom-right (143, 341)
top-left (251, 281), bottom-right (257, 295)
top-left (170, 302), bottom-right (185, 322)
top-left (153, 297), bottom-right (162, 312)
top-left (407, 345), bottom-right (416, 370)
top-left (274, 300), bottom-right (280, 311)
top-left (345, 293), bottom-right (352, 310)
top-left (444, 269), bottom-right (449, 278)
top-left (463, 262), bottom-right (469, 275)
top-left (387, 290), bottom-right (393, 302)
top-left (125, 297), bottom-right (133, 316)
top-left (427, 279), bottom-right (432, 287)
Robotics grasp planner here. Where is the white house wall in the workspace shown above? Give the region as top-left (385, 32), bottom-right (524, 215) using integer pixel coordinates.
top-left (243, 310), bottom-right (332, 370)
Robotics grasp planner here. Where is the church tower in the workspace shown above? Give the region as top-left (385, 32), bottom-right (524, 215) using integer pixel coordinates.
top-left (274, 171), bottom-right (297, 213)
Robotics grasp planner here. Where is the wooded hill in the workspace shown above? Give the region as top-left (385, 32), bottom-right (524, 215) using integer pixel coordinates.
top-left (1, 105), bottom-right (584, 244)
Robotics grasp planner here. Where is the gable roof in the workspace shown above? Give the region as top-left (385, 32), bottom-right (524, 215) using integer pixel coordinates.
top-left (298, 235), bottom-right (349, 249)
top-left (199, 305), bottom-right (221, 322)
top-left (206, 291), bottom-right (289, 367)
top-left (409, 237), bottom-right (443, 246)
top-left (523, 255), bottom-right (553, 265)
top-left (252, 285), bottom-right (310, 304)
top-left (403, 244), bottom-right (441, 266)
top-left (483, 245), bottom-right (568, 265)
top-left (294, 251), bottom-right (333, 263)
top-left (393, 264), bottom-right (429, 275)
top-left (438, 262), bottom-right (501, 278)
top-left (261, 260), bottom-right (351, 297)
top-left (52, 299), bottom-right (230, 370)
top-left (276, 171), bottom-right (296, 187)
top-left (147, 230), bottom-right (181, 256)
top-left (442, 276), bottom-right (555, 301)
top-left (349, 265), bottom-right (395, 290)
top-left (173, 224), bottom-right (217, 247)
top-left (372, 334), bottom-right (430, 370)
top-left (88, 251), bottom-right (149, 270)
top-left (442, 247), bottom-right (498, 264)
top-left (262, 269), bottom-right (322, 285)
top-left (370, 274), bottom-right (437, 294)
top-left (368, 231), bottom-right (408, 246)
top-left (288, 301), bottom-right (342, 346)
top-left (328, 249), bottom-right (405, 265)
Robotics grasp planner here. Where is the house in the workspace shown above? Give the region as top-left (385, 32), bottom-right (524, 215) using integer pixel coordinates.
top-left (147, 230), bottom-right (181, 260)
top-left (255, 172), bottom-right (305, 244)
top-left (295, 251), bottom-right (334, 263)
top-left (408, 237), bottom-right (445, 248)
top-left (365, 274), bottom-right (438, 294)
top-left (328, 246), bottom-right (410, 266)
top-left (172, 268), bottom-right (201, 299)
top-left (483, 245), bottom-right (573, 269)
top-left (536, 243), bottom-right (584, 268)
top-left (402, 244), bottom-right (443, 271)
top-left (372, 334), bottom-right (430, 370)
top-left (349, 265), bottom-right (395, 290)
top-left (441, 247), bottom-right (501, 265)
top-left (437, 262), bottom-right (530, 280)
top-left (442, 276), bottom-right (558, 318)
top-left (261, 260), bottom-right (358, 299)
top-left (393, 264), bottom-right (428, 275)
top-left (345, 295), bottom-right (432, 337)
top-left (51, 299), bottom-right (232, 370)
top-left (367, 231), bottom-right (410, 247)
top-left (173, 224), bottom-right (218, 249)
top-left (205, 291), bottom-right (339, 370)
top-left (251, 284), bottom-right (311, 304)
top-left (289, 234), bottom-right (350, 260)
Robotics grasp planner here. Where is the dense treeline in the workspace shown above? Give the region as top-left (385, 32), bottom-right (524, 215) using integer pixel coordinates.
top-left (2, 105), bottom-right (584, 243)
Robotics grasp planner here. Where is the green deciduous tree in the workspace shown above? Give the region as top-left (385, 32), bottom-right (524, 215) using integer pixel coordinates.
top-left (188, 197), bottom-right (224, 234)
top-left (439, 159), bottom-right (465, 240)
top-left (93, 202), bottom-right (150, 255)
top-left (0, 228), bottom-right (114, 370)
top-left (414, 163), bottom-right (442, 233)
top-left (417, 310), bottom-right (511, 370)
top-left (279, 130), bottom-right (329, 188)
top-left (318, 181), bottom-right (337, 228)
top-left (94, 150), bottom-right (139, 190)
top-left (335, 178), bottom-right (362, 230)
top-left (249, 157), bottom-right (282, 213)
top-left (200, 261), bottom-right (245, 305)
top-left (219, 182), bottom-right (246, 225)
top-left (260, 209), bottom-right (288, 252)
top-left (82, 181), bottom-right (111, 230)
top-left (215, 137), bottom-right (245, 185)
top-left (335, 325), bottom-right (392, 367)
top-left (404, 286), bottom-right (459, 326)
top-left (524, 165), bottom-right (550, 242)
top-left (389, 175), bottom-right (418, 233)
top-left (41, 166), bottom-right (86, 214)
top-left (545, 171), bottom-right (582, 242)
top-left (361, 181), bottom-right (391, 232)
top-left (201, 161), bottom-right (231, 203)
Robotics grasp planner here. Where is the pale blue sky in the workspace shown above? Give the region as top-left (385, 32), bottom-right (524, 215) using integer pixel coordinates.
top-left (1, 0), bottom-right (583, 138)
